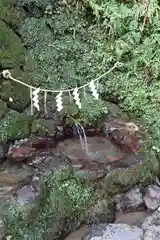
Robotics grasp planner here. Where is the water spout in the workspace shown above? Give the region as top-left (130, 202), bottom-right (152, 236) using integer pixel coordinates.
top-left (75, 123), bottom-right (90, 157)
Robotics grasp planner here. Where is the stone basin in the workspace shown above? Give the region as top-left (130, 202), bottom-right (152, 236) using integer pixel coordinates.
top-left (56, 136), bottom-right (125, 164)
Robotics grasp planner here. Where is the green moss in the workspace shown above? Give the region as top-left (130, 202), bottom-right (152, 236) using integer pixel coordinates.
top-left (0, 20), bottom-right (25, 68)
top-left (5, 166), bottom-right (98, 240)
top-left (86, 198), bottom-right (115, 224)
top-left (0, 68), bottom-right (31, 112)
top-left (0, 110), bottom-right (31, 142)
top-left (104, 102), bottom-right (129, 121)
top-left (77, 95), bottom-right (108, 125)
top-left (0, 0), bottom-right (25, 29)
top-left (31, 119), bottom-right (56, 137)
top-left (61, 96), bottom-right (79, 114)
top-left (63, 95), bottom-right (107, 126)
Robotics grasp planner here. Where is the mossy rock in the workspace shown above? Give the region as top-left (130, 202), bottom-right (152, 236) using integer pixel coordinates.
top-left (96, 101), bottom-right (129, 128)
top-left (31, 118), bottom-right (57, 137)
top-left (85, 198), bottom-right (116, 224)
top-left (0, 110), bottom-right (31, 142)
top-left (0, 68), bottom-right (31, 112)
top-left (0, 99), bottom-right (8, 119)
top-left (5, 166), bottom-right (98, 240)
top-left (100, 151), bottom-right (159, 195)
top-left (105, 101), bottom-right (129, 121)
top-left (0, 0), bottom-right (25, 29)
top-left (0, 20), bottom-right (25, 68)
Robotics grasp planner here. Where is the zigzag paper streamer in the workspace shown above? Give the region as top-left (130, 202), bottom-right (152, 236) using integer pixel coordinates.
top-left (56, 91), bottom-right (63, 112)
top-left (73, 87), bottom-right (81, 109)
top-left (89, 80), bottom-right (99, 100)
top-left (32, 88), bottom-right (40, 111)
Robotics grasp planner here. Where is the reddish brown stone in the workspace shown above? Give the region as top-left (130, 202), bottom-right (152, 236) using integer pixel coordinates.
top-left (103, 119), bottom-right (142, 153)
top-left (30, 138), bottom-right (56, 150)
top-left (8, 145), bottom-right (36, 162)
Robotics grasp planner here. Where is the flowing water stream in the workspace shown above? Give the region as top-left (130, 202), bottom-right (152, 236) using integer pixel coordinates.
top-left (75, 124), bottom-right (90, 158)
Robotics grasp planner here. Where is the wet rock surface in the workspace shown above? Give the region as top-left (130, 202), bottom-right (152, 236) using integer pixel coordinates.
top-left (99, 150), bottom-right (157, 195)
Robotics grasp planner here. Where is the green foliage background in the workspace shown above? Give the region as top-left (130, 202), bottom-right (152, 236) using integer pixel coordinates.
top-left (17, 0), bottom-right (160, 151)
